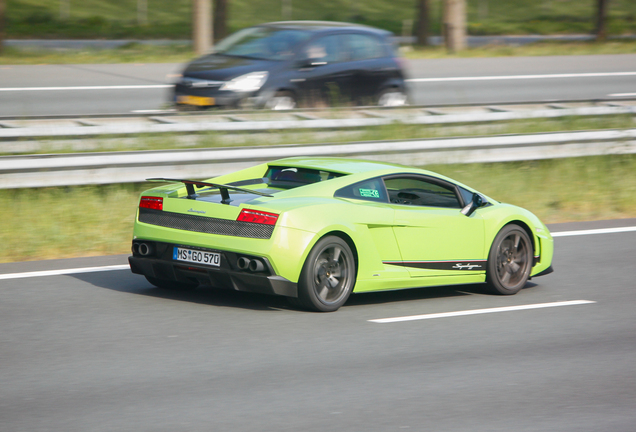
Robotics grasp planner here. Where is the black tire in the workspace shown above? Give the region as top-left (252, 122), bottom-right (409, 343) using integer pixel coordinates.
top-left (145, 275), bottom-right (198, 291)
top-left (295, 236), bottom-right (356, 312)
top-left (486, 224), bottom-right (533, 295)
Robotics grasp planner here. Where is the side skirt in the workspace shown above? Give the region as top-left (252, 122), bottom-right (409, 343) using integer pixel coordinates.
top-left (353, 273), bottom-right (486, 293)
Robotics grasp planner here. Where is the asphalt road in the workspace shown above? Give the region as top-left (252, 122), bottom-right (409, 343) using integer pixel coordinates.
top-left (1, 54), bottom-right (635, 116)
top-left (1, 219), bottom-right (635, 431)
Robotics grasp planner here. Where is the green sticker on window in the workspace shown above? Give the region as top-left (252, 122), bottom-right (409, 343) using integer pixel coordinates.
top-left (359, 188), bottom-right (380, 198)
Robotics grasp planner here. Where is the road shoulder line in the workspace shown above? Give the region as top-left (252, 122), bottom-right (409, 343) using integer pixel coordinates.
top-left (551, 226), bottom-right (636, 237)
top-left (369, 300), bottom-right (596, 323)
top-left (1, 226), bottom-right (634, 281)
top-left (0, 264), bottom-right (130, 280)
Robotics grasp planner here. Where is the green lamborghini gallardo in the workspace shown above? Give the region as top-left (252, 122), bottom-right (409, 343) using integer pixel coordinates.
top-left (129, 157), bottom-right (553, 312)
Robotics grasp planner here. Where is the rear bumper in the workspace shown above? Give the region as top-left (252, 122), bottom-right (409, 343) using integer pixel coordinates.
top-left (128, 240), bottom-right (297, 297)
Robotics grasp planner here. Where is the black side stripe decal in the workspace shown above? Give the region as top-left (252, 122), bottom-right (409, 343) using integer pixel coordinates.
top-left (383, 260), bottom-right (487, 271)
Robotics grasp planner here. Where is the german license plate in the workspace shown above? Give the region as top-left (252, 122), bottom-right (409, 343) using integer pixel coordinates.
top-left (176, 95), bottom-right (215, 106)
top-left (173, 247), bottom-right (220, 266)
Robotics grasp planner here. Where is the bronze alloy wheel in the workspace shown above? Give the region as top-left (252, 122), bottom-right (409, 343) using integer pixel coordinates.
top-left (486, 225), bottom-right (533, 295)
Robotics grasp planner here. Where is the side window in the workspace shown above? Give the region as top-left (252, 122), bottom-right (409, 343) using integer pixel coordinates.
top-left (343, 34), bottom-right (385, 61)
top-left (335, 177), bottom-right (388, 202)
top-left (384, 177), bottom-right (462, 208)
top-left (304, 35), bottom-right (342, 63)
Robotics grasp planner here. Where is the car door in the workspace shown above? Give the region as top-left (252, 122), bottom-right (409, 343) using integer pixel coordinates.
top-left (294, 34), bottom-right (353, 106)
top-left (341, 33), bottom-right (391, 105)
top-left (383, 175), bottom-right (487, 278)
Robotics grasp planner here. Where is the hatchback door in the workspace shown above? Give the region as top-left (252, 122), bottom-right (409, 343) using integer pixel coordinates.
top-left (341, 33), bottom-right (397, 105)
top-left (293, 34), bottom-right (354, 106)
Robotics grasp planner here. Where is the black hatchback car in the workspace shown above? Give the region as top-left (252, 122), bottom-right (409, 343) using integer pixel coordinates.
top-left (174, 21), bottom-right (409, 110)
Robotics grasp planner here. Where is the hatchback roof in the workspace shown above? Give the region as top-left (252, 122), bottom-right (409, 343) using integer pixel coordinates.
top-left (259, 20), bottom-right (390, 35)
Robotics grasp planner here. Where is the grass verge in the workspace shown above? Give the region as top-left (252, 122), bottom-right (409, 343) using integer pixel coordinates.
top-left (404, 39), bottom-right (636, 59)
top-left (1, 39), bottom-right (636, 65)
top-left (0, 43), bottom-right (194, 65)
top-left (1, 154), bottom-right (635, 263)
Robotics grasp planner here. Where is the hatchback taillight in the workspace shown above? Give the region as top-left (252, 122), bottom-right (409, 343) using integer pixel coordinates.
top-left (140, 196), bottom-right (163, 211)
top-left (237, 209), bottom-right (278, 225)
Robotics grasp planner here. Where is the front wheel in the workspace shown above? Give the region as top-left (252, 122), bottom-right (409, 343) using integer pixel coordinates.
top-left (486, 225), bottom-right (533, 295)
top-left (377, 88), bottom-right (408, 107)
top-left (295, 236), bottom-right (356, 312)
top-left (266, 91), bottom-right (296, 110)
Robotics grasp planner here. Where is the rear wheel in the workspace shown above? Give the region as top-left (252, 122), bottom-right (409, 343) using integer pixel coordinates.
top-left (295, 236), bottom-right (356, 312)
top-left (486, 225), bottom-right (533, 295)
top-left (145, 276), bottom-right (198, 291)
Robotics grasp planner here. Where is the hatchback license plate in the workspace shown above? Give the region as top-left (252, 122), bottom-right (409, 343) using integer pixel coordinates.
top-left (173, 247), bottom-right (220, 266)
top-left (177, 95), bottom-right (215, 106)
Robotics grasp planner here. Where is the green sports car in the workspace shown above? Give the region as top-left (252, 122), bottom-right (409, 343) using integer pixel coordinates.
top-left (129, 157), bottom-right (553, 312)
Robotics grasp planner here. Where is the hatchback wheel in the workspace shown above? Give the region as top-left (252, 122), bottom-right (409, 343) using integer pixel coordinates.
top-left (378, 88), bottom-right (408, 107)
top-left (267, 91), bottom-right (296, 110)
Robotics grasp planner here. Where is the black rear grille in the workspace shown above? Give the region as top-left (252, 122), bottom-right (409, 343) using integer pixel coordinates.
top-left (138, 208), bottom-right (274, 239)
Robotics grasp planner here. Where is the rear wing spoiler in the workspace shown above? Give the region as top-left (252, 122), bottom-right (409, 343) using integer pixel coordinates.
top-left (147, 178), bottom-right (273, 204)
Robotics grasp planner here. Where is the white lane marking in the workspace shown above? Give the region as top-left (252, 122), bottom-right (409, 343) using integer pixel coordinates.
top-left (369, 300), bottom-right (596, 323)
top-left (551, 226), bottom-right (636, 237)
top-left (406, 72), bottom-right (636, 83)
top-left (608, 93), bottom-right (636, 97)
top-left (0, 85), bottom-right (171, 92)
top-left (0, 227), bottom-right (632, 281)
top-left (131, 109), bottom-right (174, 113)
top-left (0, 264), bottom-right (129, 280)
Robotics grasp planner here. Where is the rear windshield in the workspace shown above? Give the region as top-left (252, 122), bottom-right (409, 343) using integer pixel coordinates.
top-left (264, 166), bottom-right (344, 189)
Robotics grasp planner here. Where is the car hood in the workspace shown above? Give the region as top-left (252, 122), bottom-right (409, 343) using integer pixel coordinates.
top-left (183, 54), bottom-right (280, 81)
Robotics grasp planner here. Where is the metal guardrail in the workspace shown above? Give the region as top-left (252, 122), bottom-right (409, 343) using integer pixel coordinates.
top-left (0, 103), bottom-right (634, 139)
top-left (2, 129), bottom-right (636, 189)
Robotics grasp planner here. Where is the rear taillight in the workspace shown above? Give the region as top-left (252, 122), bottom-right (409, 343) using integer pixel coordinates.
top-left (140, 196), bottom-right (163, 211)
top-left (237, 209), bottom-right (279, 225)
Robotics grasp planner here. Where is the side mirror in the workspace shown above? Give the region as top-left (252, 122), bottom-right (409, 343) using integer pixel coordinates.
top-left (461, 193), bottom-right (483, 217)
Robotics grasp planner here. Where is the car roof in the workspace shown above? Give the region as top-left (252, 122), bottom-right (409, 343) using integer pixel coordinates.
top-left (261, 157), bottom-right (490, 202)
top-left (258, 21), bottom-right (390, 36)
top-left (269, 157), bottom-right (415, 175)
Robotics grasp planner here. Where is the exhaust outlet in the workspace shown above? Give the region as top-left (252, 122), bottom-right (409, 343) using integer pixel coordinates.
top-left (248, 259), bottom-right (264, 272)
top-left (138, 243), bottom-right (153, 256)
top-left (237, 257), bottom-right (250, 270)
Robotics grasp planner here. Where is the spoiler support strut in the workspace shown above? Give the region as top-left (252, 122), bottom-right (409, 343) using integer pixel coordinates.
top-left (147, 178), bottom-right (273, 204)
